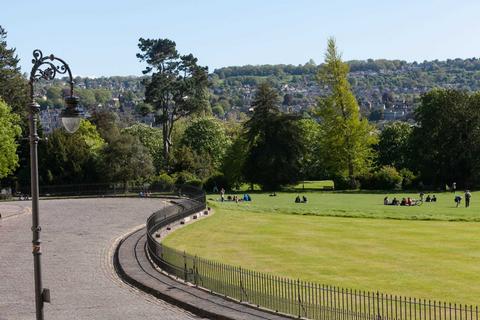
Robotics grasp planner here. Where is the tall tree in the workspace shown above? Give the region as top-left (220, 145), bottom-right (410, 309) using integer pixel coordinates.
top-left (243, 83), bottom-right (305, 190)
top-left (316, 38), bottom-right (377, 187)
top-left (411, 89), bottom-right (480, 188)
top-left (0, 25), bottom-right (28, 117)
top-left (0, 99), bottom-right (21, 179)
top-left (137, 38), bottom-right (209, 164)
top-left (244, 82), bottom-right (279, 143)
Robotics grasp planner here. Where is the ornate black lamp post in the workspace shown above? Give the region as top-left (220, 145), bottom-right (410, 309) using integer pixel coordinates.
top-left (28, 49), bottom-right (81, 320)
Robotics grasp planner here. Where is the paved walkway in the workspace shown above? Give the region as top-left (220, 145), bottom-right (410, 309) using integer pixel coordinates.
top-left (0, 198), bottom-right (201, 320)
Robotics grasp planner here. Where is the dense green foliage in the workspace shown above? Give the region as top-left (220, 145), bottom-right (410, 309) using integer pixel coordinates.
top-left (221, 135), bottom-right (248, 189)
top-left (39, 120), bottom-right (105, 185)
top-left (122, 123), bottom-right (163, 171)
top-left (410, 90), bottom-right (480, 188)
top-left (359, 166), bottom-right (403, 190)
top-left (377, 122), bottom-right (413, 169)
top-left (101, 133), bottom-right (154, 187)
top-left (296, 118), bottom-right (324, 179)
top-left (0, 99), bottom-right (21, 179)
top-left (0, 25), bottom-right (28, 188)
top-left (181, 117), bottom-right (230, 168)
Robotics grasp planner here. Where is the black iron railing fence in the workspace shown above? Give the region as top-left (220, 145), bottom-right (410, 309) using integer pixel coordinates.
top-left (18, 182), bottom-right (180, 197)
top-left (145, 187), bottom-right (479, 320)
top-left (150, 244), bottom-right (479, 320)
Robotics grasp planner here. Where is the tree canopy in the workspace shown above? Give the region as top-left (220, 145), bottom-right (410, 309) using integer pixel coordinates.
top-left (181, 117), bottom-right (230, 168)
top-left (123, 123), bottom-right (163, 172)
top-left (137, 38), bottom-right (209, 164)
top-left (102, 133), bottom-right (154, 187)
top-left (0, 99), bottom-right (21, 179)
top-left (0, 26), bottom-right (28, 117)
top-left (411, 89), bottom-right (480, 188)
top-left (377, 121), bottom-right (413, 170)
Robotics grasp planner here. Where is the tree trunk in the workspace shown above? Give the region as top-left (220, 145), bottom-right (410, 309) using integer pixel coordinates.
top-left (162, 121), bottom-right (170, 166)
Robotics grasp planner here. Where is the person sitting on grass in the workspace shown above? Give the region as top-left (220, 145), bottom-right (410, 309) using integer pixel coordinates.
top-left (400, 198), bottom-right (407, 206)
top-left (407, 197), bottom-right (412, 206)
top-left (391, 197), bottom-right (399, 205)
top-left (295, 195), bottom-right (301, 203)
top-left (454, 195), bottom-right (462, 207)
top-left (302, 195), bottom-right (307, 203)
top-left (432, 195), bottom-right (437, 202)
top-left (242, 194), bottom-right (251, 201)
top-left (425, 195), bottom-right (431, 202)
top-left (383, 196), bottom-right (389, 205)
top-left (269, 192), bottom-right (277, 197)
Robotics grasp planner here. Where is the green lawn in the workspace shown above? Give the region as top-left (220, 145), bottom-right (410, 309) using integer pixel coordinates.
top-left (207, 191), bottom-right (480, 221)
top-left (164, 192), bottom-right (480, 305)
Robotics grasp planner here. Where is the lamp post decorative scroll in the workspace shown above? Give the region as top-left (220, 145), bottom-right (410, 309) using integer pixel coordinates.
top-left (30, 49), bottom-right (74, 87)
top-left (28, 49), bottom-right (81, 320)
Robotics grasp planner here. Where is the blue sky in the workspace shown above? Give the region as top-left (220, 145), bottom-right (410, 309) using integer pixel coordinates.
top-left (2, 0), bottom-right (479, 76)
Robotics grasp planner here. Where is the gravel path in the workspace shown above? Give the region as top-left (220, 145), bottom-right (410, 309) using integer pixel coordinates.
top-left (0, 198), bottom-right (202, 320)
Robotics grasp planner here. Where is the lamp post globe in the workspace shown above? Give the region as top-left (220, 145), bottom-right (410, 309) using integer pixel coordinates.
top-left (61, 116), bottom-right (81, 133)
top-left (61, 96), bottom-right (81, 133)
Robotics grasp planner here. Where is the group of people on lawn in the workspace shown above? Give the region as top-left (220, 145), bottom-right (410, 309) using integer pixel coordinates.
top-left (384, 196), bottom-right (425, 206)
top-left (218, 187), bottom-right (252, 203)
top-left (384, 190), bottom-right (472, 208)
top-left (384, 192), bottom-right (437, 206)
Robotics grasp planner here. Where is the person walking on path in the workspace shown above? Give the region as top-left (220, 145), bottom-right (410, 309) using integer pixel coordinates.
top-left (465, 190), bottom-right (472, 208)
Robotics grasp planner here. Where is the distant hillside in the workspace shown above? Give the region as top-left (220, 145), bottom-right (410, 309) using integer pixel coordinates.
top-left (210, 58), bottom-right (480, 120)
top-left (40, 58), bottom-right (480, 123)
